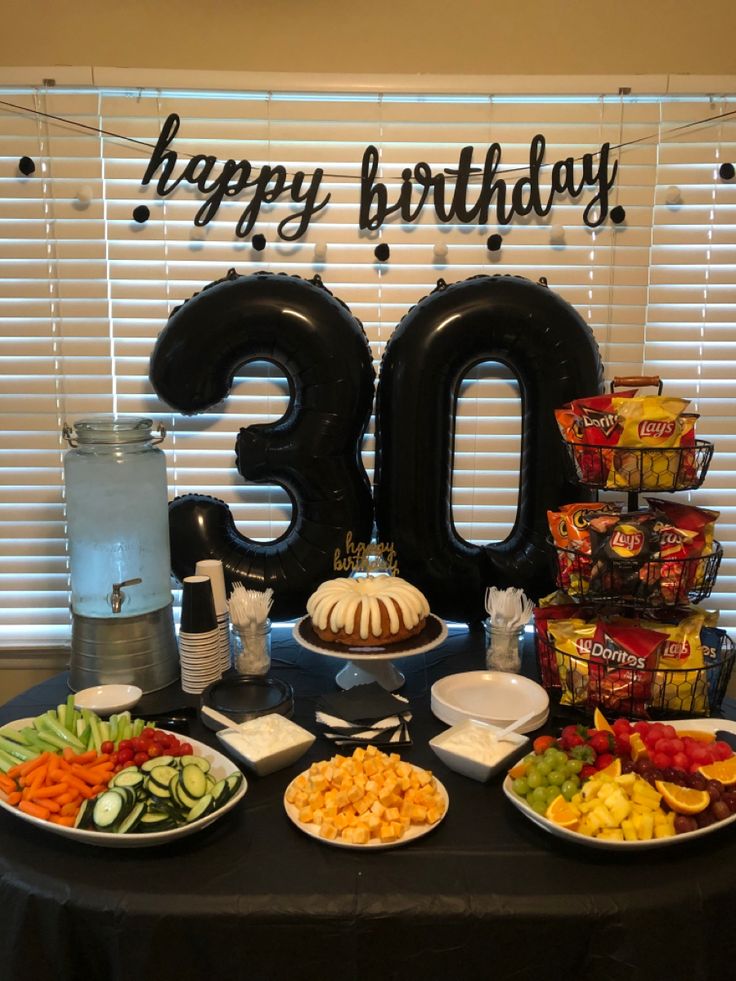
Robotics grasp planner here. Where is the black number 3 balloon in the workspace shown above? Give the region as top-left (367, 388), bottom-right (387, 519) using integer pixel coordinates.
top-left (374, 275), bottom-right (603, 622)
top-left (149, 270), bottom-right (375, 619)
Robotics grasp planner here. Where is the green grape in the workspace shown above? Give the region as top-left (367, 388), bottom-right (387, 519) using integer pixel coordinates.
top-left (526, 768), bottom-right (544, 790)
top-left (536, 759), bottom-right (553, 776)
top-left (547, 768), bottom-right (566, 787)
top-left (565, 758), bottom-right (584, 775)
top-left (561, 779), bottom-right (578, 801)
top-left (543, 747), bottom-right (559, 762)
top-left (553, 750), bottom-right (569, 769)
top-left (512, 777), bottom-right (530, 797)
top-left (545, 786), bottom-right (559, 803)
top-left (523, 753), bottom-right (537, 765)
top-left (530, 786), bottom-right (548, 805)
top-left (531, 799), bottom-right (548, 816)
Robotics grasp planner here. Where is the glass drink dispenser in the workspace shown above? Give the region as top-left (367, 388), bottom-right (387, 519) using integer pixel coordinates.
top-left (63, 417), bottom-right (179, 692)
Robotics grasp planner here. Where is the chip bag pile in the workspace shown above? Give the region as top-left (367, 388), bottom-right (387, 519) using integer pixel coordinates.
top-left (548, 501), bottom-right (720, 606)
top-left (556, 391), bottom-right (699, 491)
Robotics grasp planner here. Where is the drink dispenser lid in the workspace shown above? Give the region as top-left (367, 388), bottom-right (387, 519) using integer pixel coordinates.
top-left (64, 416), bottom-right (165, 447)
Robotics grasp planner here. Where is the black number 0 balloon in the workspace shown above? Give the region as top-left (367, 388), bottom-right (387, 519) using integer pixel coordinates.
top-left (149, 270), bottom-right (375, 619)
top-left (374, 275), bottom-right (604, 623)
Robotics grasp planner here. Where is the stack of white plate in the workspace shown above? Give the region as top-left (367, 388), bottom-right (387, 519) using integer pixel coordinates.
top-left (430, 671), bottom-right (550, 733)
top-left (179, 628), bottom-right (222, 694)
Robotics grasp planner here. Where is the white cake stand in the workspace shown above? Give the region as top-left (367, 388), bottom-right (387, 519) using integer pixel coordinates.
top-left (292, 614), bottom-right (448, 691)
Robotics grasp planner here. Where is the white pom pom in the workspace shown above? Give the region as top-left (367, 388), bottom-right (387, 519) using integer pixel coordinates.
top-left (314, 242), bottom-right (327, 261)
top-left (75, 185), bottom-right (93, 207)
top-left (433, 241), bottom-right (448, 258)
top-left (665, 185), bottom-right (682, 205)
top-left (549, 224), bottom-right (566, 245)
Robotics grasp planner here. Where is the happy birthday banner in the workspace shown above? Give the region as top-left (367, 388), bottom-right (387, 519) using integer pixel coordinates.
top-left (140, 113), bottom-right (621, 242)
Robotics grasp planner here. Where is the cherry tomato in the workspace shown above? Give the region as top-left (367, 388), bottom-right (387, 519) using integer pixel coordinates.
top-left (153, 729), bottom-right (170, 745)
top-left (118, 740), bottom-right (131, 752)
top-left (101, 740), bottom-right (114, 755)
top-left (134, 751), bottom-right (149, 766)
top-left (132, 737), bottom-right (146, 753)
top-left (147, 743), bottom-right (162, 758)
top-left (180, 742), bottom-right (193, 756)
top-left (141, 727), bottom-right (155, 740)
top-left (117, 748), bottom-right (134, 764)
top-left (532, 735), bottom-right (557, 754)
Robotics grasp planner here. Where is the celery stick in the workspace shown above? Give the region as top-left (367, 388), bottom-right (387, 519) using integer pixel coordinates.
top-left (0, 749), bottom-right (20, 772)
top-left (88, 714), bottom-right (102, 754)
top-left (0, 734), bottom-right (37, 761)
top-left (109, 715), bottom-right (119, 744)
top-left (99, 720), bottom-right (110, 743)
top-left (132, 718), bottom-right (144, 738)
top-left (0, 727), bottom-right (29, 746)
top-left (64, 694), bottom-right (75, 732)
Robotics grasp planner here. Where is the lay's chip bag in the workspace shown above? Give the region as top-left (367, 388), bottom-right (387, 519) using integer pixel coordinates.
top-left (647, 613), bottom-right (708, 714)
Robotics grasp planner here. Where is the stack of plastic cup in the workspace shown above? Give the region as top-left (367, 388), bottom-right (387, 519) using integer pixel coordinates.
top-left (178, 575), bottom-right (222, 694)
top-left (195, 559), bottom-right (231, 674)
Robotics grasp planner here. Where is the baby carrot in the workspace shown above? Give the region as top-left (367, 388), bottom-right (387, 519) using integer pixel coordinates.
top-left (30, 782), bottom-right (69, 800)
top-left (19, 800), bottom-right (51, 821)
top-left (15, 751), bottom-right (50, 779)
top-left (60, 801), bottom-right (80, 817)
top-left (6, 791), bottom-right (21, 806)
top-left (0, 774), bottom-right (17, 794)
top-left (49, 815), bottom-right (75, 827)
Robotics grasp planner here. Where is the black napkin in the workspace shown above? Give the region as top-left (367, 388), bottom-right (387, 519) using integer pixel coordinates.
top-left (315, 683), bottom-right (412, 747)
top-left (316, 683), bottom-right (408, 724)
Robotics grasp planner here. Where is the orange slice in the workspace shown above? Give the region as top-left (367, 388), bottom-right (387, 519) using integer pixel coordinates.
top-left (597, 758), bottom-right (622, 779)
top-left (655, 780), bottom-right (710, 815)
top-left (507, 760), bottom-right (529, 780)
top-left (593, 707), bottom-right (615, 733)
top-left (629, 733), bottom-right (649, 762)
top-left (675, 729), bottom-right (716, 744)
top-left (545, 794), bottom-right (580, 829)
top-left (697, 757), bottom-right (736, 786)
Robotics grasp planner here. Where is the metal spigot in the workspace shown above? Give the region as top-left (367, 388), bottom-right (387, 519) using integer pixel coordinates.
top-left (109, 578), bottom-right (142, 614)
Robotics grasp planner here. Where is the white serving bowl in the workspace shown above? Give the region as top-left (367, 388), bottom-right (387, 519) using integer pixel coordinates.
top-left (429, 718), bottom-right (529, 782)
top-left (216, 713), bottom-right (315, 777)
top-left (430, 671), bottom-right (549, 731)
top-left (73, 684), bottom-right (142, 715)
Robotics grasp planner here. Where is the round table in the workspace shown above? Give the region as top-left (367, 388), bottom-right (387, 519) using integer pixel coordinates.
top-left (0, 626), bottom-right (734, 981)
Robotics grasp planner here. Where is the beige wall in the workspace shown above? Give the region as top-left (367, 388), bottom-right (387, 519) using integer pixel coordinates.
top-left (2, 0), bottom-right (735, 75)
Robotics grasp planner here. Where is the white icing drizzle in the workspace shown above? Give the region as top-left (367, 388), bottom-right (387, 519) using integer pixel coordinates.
top-left (306, 576), bottom-right (430, 640)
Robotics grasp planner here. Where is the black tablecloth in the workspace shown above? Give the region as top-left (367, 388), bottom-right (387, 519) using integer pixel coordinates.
top-left (1, 627), bottom-right (735, 981)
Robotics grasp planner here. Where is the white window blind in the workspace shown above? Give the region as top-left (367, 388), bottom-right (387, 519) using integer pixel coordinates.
top-left (0, 85), bottom-right (734, 647)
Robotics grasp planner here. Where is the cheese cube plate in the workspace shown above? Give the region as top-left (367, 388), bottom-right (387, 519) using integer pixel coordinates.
top-left (284, 762), bottom-right (449, 850)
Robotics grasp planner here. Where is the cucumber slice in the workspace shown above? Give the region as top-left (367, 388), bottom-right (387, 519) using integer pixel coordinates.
top-left (74, 798), bottom-right (94, 829)
top-left (93, 791), bottom-right (124, 829)
top-left (181, 764), bottom-right (207, 799)
top-left (146, 780), bottom-right (172, 800)
top-left (210, 779), bottom-right (229, 807)
top-left (141, 755), bottom-right (175, 772)
top-left (109, 770), bottom-right (145, 791)
top-left (180, 755), bottom-right (211, 773)
top-left (148, 765), bottom-right (178, 789)
top-left (225, 772), bottom-right (244, 798)
top-left (117, 801), bottom-right (145, 834)
top-left (137, 811), bottom-right (176, 831)
top-left (186, 794), bottom-right (214, 822)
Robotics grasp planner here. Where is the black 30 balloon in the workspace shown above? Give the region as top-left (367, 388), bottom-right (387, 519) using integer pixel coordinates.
top-left (374, 274), bottom-right (603, 623)
top-left (149, 270), bottom-right (375, 619)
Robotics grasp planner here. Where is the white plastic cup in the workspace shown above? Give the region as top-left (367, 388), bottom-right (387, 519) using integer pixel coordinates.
top-left (195, 559), bottom-right (228, 615)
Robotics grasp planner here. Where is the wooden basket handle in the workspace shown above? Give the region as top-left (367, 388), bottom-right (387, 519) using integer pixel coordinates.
top-left (610, 375), bottom-right (663, 394)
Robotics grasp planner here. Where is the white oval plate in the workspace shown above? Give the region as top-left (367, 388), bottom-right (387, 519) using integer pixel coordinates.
top-left (0, 718), bottom-right (247, 848)
top-left (503, 716), bottom-right (736, 850)
top-left (284, 762), bottom-right (448, 849)
top-left (73, 684), bottom-right (142, 715)
top-left (431, 671), bottom-right (549, 731)
top-left (293, 613), bottom-right (448, 661)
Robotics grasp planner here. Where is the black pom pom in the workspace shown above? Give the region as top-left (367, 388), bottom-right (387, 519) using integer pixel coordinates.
top-left (374, 243), bottom-right (390, 262)
top-left (18, 156), bottom-right (35, 176)
top-left (252, 233), bottom-right (267, 252)
top-left (610, 205), bottom-right (626, 224)
top-left (719, 162), bottom-right (735, 181)
top-left (486, 234), bottom-right (502, 252)
top-left (401, 168), bottom-right (412, 182)
top-left (132, 204), bottom-right (150, 224)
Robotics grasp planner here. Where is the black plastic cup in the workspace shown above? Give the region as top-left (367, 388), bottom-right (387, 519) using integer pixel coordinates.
top-left (180, 575), bottom-right (217, 633)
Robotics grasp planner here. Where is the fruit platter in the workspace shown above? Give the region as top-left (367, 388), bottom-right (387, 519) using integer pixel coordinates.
top-left (503, 709), bottom-right (736, 849)
top-left (0, 696), bottom-right (246, 847)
